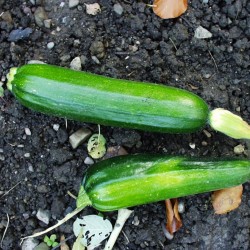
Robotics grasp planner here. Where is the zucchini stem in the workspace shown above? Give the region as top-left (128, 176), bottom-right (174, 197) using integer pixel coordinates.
top-left (20, 206), bottom-right (85, 245)
top-left (6, 67), bottom-right (17, 92)
top-left (20, 187), bottom-right (91, 245)
top-left (209, 108), bottom-right (250, 139)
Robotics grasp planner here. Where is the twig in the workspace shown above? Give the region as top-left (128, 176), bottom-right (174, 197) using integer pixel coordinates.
top-left (0, 213), bottom-right (10, 248)
top-left (208, 50), bottom-right (219, 72)
top-left (169, 38), bottom-right (178, 51)
top-left (1, 181), bottom-right (22, 198)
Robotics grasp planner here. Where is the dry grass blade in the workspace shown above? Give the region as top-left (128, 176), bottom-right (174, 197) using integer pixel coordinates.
top-left (153, 0), bottom-right (188, 19)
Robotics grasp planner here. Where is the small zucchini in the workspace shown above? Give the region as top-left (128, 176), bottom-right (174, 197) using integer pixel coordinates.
top-left (77, 154), bottom-right (250, 211)
top-left (23, 154), bottom-right (250, 240)
top-left (7, 64), bottom-right (209, 133)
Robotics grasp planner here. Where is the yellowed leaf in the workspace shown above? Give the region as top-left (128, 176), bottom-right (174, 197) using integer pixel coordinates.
top-left (60, 235), bottom-right (70, 250)
top-left (165, 199), bottom-right (182, 234)
top-left (212, 185), bottom-right (243, 215)
top-left (153, 0), bottom-right (188, 19)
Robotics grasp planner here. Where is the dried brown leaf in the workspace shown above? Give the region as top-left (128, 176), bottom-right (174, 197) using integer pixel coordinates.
top-left (102, 146), bottom-right (128, 160)
top-left (212, 185), bottom-right (243, 215)
top-left (60, 235), bottom-right (70, 250)
top-left (153, 0), bottom-right (188, 19)
top-left (165, 199), bottom-right (183, 235)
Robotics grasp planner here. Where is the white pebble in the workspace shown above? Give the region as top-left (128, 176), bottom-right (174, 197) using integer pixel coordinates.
top-left (69, 0), bottom-right (79, 8)
top-left (47, 42), bottom-right (55, 49)
top-left (178, 202), bottom-right (185, 213)
top-left (53, 124), bottom-right (60, 131)
top-left (234, 144), bottom-right (245, 154)
top-left (70, 56), bottom-right (82, 71)
top-left (25, 128), bottom-right (31, 136)
top-left (21, 238), bottom-right (39, 250)
top-left (194, 26), bottom-right (212, 39)
top-left (69, 128), bottom-right (92, 149)
top-left (189, 143), bottom-right (196, 149)
top-left (113, 3), bottom-right (123, 15)
top-left (24, 153), bottom-right (30, 158)
top-left (84, 156), bottom-right (94, 165)
top-left (36, 209), bottom-right (50, 224)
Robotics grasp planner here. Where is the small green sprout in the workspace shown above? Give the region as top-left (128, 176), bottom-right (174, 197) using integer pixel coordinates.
top-left (43, 234), bottom-right (59, 247)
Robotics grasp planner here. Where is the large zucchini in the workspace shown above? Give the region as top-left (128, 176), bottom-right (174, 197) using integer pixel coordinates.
top-left (76, 154), bottom-right (250, 211)
top-left (7, 64), bottom-right (209, 133)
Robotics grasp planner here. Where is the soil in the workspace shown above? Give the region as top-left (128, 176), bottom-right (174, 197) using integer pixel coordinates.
top-left (0, 0), bottom-right (250, 249)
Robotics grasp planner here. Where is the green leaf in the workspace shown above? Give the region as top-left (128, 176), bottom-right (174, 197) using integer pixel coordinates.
top-left (50, 234), bottom-right (57, 241)
top-left (52, 241), bottom-right (59, 247)
top-left (43, 235), bottom-right (50, 243)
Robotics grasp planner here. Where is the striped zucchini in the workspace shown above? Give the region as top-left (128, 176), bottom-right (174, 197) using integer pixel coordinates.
top-left (7, 64), bottom-right (209, 133)
top-left (76, 154), bottom-right (250, 211)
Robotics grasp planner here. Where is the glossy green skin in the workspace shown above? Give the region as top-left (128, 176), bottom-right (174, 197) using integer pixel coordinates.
top-left (77, 154), bottom-right (250, 211)
top-left (10, 64), bottom-right (209, 133)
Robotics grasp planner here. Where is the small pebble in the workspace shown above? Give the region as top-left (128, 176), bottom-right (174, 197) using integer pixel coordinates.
top-left (132, 216), bottom-right (140, 226)
top-left (91, 55), bottom-right (100, 64)
top-left (21, 238), bottom-right (39, 250)
top-left (178, 202), bottom-right (185, 213)
top-left (84, 156), bottom-right (94, 165)
top-left (53, 124), bottom-right (60, 131)
top-left (69, 0), bottom-right (79, 8)
top-left (36, 209), bottom-right (50, 224)
top-left (25, 128), bottom-right (31, 136)
top-left (8, 28), bottom-right (33, 42)
top-left (34, 7), bottom-right (48, 27)
top-left (70, 56), bottom-right (82, 71)
top-left (202, 141), bottom-right (208, 146)
top-left (189, 143), bottom-right (196, 149)
top-left (43, 19), bottom-right (52, 29)
top-left (236, 107), bottom-right (241, 112)
top-left (194, 26), bottom-right (212, 39)
top-left (113, 3), bottom-right (123, 15)
top-left (234, 144), bottom-right (245, 154)
top-left (203, 129), bottom-right (212, 138)
top-left (47, 42), bottom-right (55, 49)
top-left (34, 242), bottom-right (50, 250)
top-left (24, 153), bottom-right (30, 158)
top-left (69, 128), bottom-right (92, 149)
top-left (28, 165), bottom-right (34, 172)
top-left (23, 213), bottom-right (30, 220)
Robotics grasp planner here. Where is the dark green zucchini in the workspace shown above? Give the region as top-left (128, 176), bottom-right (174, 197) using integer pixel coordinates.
top-left (76, 154), bottom-right (250, 211)
top-left (7, 64), bottom-right (209, 133)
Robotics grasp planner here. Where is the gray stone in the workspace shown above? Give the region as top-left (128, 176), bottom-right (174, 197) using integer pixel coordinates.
top-left (36, 208), bottom-right (50, 224)
top-left (21, 238), bottom-right (39, 250)
top-left (69, 128), bottom-right (92, 149)
top-left (69, 0), bottom-right (79, 8)
top-left (34, 7), bottom-right (48, 27)
top-left (70, 56), bottom-right (82, 71)
top-left (194, 26), bottom-right (212, 39)
top-left (113, 3), bottom-right (123, 15)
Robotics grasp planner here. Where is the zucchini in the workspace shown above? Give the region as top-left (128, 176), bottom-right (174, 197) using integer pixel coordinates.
top-left (23, 154), bottom-right (250, 240)
top-left (77, 154), bottom-right (250, 211)
top-left (7, 64), bottom-right (209, 133)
